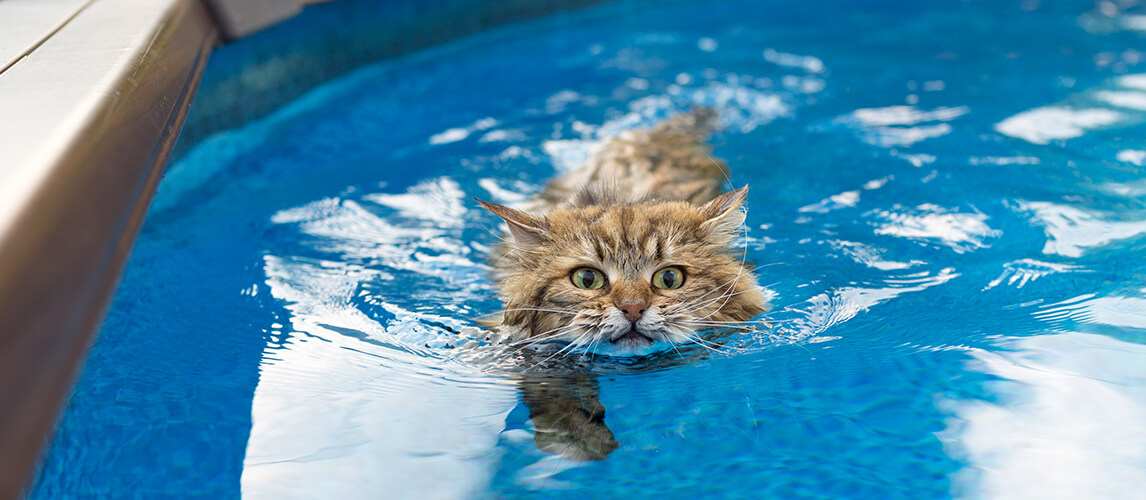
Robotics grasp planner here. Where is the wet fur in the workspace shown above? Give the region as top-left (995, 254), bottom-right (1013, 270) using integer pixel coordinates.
top-left (478, 109), bottom-right (768, 355)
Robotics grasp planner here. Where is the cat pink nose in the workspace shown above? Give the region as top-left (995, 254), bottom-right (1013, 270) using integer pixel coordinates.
top-left (619, 303), bottom-right (647, 322)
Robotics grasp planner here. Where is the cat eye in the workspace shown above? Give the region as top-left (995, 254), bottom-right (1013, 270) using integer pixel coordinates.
top-left (652, 266), bottom-right (685, 290)
top-left (571, 267), bottom-right (607, 290)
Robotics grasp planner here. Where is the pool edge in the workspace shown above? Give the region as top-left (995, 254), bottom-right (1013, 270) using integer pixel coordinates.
top-left (0, 1), bottom-right (217, 496)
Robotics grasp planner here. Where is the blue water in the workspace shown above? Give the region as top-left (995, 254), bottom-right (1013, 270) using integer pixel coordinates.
top-left (33, 0), bottom-right (1146, 498)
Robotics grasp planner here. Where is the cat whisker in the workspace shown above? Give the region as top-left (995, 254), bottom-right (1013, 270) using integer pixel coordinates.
top-left (659, 322), bottom-right (722, 353)
top-left (481, 224), bottom-right (508, 242)
top-left (676, 286), bottom-right (736, 313)
top-left (533, 322), bottom-right (594, 349)
top-left (683, 269), bottom-right (748, 304)
top-left (690, 329), bottom-right (740, 348)
top-left (669, 286), bottom-right (756, 317)
top-left (672, 262), bottom-right (756, 313)
top-left (673, 286), bottom-right (750, 314)
top-left (532, 329), bottom-right (596, 367)
top-left (509, 323), bottom-right (584, 349)
top-left (579, 333), bottom-right (605, 360)
top-left (680, 335), bottom-right (723, 353)
top-left (711, 205), bottom-right (754, 320)
top-left (680, 317), bottom-right (762, 326)
top-left (669, 286), bottom-right (738, 318)
top-left (514, 330), bottom-right (579, 350)
top-left (687, 283), bottom-right (760, 322)
top-left (501, 306), bottom-right (579, 315)
top-left (678, 321), bottom-right (758, 331)
top-left (589, 327), bottom-right (611, 352)
top-left (707, 265), bottom-right (748, 318)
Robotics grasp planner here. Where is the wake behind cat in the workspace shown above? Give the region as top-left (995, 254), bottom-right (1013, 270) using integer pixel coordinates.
top-left (477, 108), bottom-right (769, 357)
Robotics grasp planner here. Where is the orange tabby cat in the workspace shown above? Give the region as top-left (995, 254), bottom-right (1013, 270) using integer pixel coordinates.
top-left (478, 109), bottom-right (768, 356)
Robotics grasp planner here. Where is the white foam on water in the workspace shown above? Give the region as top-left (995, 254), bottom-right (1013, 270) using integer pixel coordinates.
top-left (837, 105), bottom-right (967, 148)
top-left (429, 127), bottom-right (470, 145)
top-left (968, 156), bottom-right (1041, 166)
top-left (787, 268), bottom-right (959, 336)
top-left (363, 177), bottom-right (467, 228)
top-left (982, 259), bottom-right (1082, 291)
top-left (596, 79), bottom-right (791, 137)
top-left (1116, 149), bottom-right (1146, 166)
top-left (872, 205), bottom-right (1001, 253)
top-left (830, 240), bottom-right (921, 271)
top-left (798, 190), bottom-right (860, 214)
top-left (848, 105), bottom-right (969, 127)
top-left (892, 151), bottom-right (937, 167)
top-left (477, 178), bottom-right (530, 203)
top-left (763, 48), bottom-right (825, 73)
top-left (479, 129), bottom-right (528, 143)
top-left (542, 139), bottom-right (603, 172)
top-left (995, 72), bottom-right (1146, 144)
top-left (1034, 294), bottom-right (1146, 330)
top-left (545, 89), bottom-right (583, 114)
top-left (995, 107), bottom-right (1123, 144)
top-left (1095, 90), bottom-right (1146, 110)
top-left (429, 118), bottom-right (500, 145)
top-left (1020, 201), bottom-right (1146, 258)
top-left (862, 123), bottom-right (952, 148)
top-left (1119, 74), bottom-right (1146, 90)
top-left (1101, 177), bottom-right (1146, 197)
top-left (1122, 14), bottom-right (1146, 31)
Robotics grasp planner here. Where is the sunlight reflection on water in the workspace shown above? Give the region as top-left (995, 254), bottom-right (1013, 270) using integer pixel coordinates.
top-left (943, 332), bottom-right (1146, 499)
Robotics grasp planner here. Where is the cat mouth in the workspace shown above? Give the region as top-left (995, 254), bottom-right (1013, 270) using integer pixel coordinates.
top-left (611, 326), bottom-right (653, 345)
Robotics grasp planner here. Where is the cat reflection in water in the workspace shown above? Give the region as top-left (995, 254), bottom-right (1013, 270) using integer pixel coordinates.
top-left (475, 109), bottom-right (769, 461)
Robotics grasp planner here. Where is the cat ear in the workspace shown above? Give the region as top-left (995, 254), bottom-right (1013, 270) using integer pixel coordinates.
top-left (475, 199), bottom-right (549, 250)
top-left (698, 186), bottom-right (748, 237)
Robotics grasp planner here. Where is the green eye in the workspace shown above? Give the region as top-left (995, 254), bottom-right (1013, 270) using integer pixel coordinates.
top-left (652, 266), bottom-right (685, 290)
top-left (571, 268), bottom-right (606, 290)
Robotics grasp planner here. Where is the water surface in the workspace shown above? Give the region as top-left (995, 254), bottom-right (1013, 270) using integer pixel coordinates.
top-left (34, 0), bottom-right (1146, 498)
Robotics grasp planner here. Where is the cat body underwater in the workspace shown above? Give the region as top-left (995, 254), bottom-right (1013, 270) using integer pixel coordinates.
top-left (477, 109), bottom-right (768, 356)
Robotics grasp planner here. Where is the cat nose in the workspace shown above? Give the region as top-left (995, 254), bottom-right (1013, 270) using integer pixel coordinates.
top-left (618, 302), bottom-right (647, 322)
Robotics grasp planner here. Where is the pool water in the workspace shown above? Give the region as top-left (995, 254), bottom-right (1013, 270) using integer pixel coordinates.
top-left (33, 0), bottom-right (1146, 497)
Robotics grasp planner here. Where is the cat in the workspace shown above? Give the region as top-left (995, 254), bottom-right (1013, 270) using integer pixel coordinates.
top-left (472, 108), bottom-right (770, 462)
top-left (477, 108), bottom-right (769, 357)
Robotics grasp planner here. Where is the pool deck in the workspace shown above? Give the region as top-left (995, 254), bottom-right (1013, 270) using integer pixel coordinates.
top-left (0, 0), bottom-right (218, 496)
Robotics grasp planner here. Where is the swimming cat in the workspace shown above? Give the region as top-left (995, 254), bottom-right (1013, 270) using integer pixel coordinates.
top-left (477, 108), bottom-right (769, 357)
top-left (474, 109), bottom-right (769, 462)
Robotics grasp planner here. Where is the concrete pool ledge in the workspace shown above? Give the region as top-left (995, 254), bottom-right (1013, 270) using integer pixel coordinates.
top-left (0, 0), bottom-right (217, 495)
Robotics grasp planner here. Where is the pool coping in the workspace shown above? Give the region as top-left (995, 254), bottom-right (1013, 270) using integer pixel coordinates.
top-left (0, 0), bottom-right (217, 496)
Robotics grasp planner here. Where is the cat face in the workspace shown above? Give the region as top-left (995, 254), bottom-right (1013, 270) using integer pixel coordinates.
top-left (480, 187), bottom-right (768, 356)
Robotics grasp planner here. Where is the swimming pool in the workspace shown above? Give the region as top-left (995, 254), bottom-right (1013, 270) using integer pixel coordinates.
top-left (33, 0), bottom-right (1146, 497)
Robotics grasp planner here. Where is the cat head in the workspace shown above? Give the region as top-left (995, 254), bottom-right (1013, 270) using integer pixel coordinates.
top-left (479, 186), bottom-right (768, 356)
